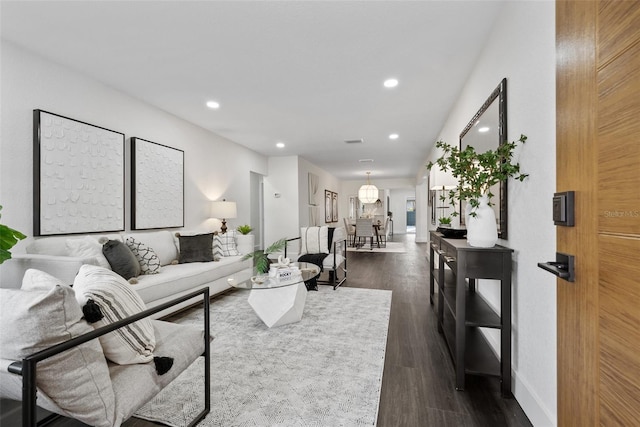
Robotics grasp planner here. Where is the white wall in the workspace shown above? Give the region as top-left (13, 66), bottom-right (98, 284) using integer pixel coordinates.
top-left (263, 156), bottom-right (300, 246)
top-left (389, 188), bottom-right (416, 234)
top-left (261, 156), bottom-right (343, 253)
top-left (0, 41), bottom-right (267, 253)
top-left (421, 2), bottom-right (557, 426)
top-left (414, 178), bottom-right (429, 242)
top-left (263, 155), bottom-right (343, 247)
top-left (298, 157), bottom-right (341, 228)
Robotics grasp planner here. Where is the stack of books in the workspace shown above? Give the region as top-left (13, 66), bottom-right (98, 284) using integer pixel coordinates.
top-left (270, 265), bottom-right (303, 284)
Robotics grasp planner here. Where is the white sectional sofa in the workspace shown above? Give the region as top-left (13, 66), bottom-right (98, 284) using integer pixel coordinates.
top-left (2, 230), bottom-right (253, 316)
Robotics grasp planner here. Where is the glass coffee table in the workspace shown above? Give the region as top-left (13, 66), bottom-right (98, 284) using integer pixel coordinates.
top-left (227, 262), bottom-right (320, 328)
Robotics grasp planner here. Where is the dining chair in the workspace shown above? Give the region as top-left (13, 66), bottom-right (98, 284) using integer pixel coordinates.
top-left (355, 218), bottom-right (375, 249)
top-left (343, 218), bottom-right (356, 247)
top-left (379, 217), bottom-right (390, 247)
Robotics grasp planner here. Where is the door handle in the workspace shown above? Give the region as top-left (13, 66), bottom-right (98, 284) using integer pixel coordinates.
top-left (538, 252), bottom-right (575, 282)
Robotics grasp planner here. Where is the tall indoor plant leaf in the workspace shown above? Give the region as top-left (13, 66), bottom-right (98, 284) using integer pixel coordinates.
top-left (241, 238), bottom-right (287, 274)
top-left (0, 205), bottom-right (26, 264)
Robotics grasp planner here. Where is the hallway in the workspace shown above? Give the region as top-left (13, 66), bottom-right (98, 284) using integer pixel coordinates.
top-left (346, 233), bottom-right (531, 426)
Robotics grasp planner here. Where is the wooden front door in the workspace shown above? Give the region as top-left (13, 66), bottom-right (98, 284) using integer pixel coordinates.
top-left (556, 1), bottom-right (640, 425)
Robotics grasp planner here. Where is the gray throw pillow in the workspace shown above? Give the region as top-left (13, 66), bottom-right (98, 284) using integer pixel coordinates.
top-left (178, 233), bottom-right (214, 263)
top-left (0, 270), bottom-right (117, 427)
top-left (102, 240), bottom-right (141, 280)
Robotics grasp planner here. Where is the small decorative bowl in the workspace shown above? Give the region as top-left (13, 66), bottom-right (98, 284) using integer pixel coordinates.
top-left (250, 276), bottom-right (266, 285)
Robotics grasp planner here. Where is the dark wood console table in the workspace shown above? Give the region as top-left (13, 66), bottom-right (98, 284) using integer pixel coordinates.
top-left (429, 231), bottom-right (513, 396)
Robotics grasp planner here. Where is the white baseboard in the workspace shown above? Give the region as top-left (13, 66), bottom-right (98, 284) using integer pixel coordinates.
top-left (482, 330), bottom-right (556, 427)
top-left (513, 370), bottom-right (557, 427)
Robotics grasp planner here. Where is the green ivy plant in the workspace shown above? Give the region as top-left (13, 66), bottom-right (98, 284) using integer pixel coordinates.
top-left (0, 205), bottom-right (26, 264)
top-left (241, 238), bottom-right (287, 274)
top-left (236, 224), bottom-right (253, 235)
top-left (426, 134), bottom-right (528, 216)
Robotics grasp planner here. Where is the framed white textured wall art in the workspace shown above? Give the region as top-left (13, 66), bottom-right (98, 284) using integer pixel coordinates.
top-left (331, 191), bottom-right (338, 222)
top-left (308, 172), bottom-right (319, 205)
top-left (33, 110), bottom-right (125, 236)
top-left (325, 190), bottom-right (332, 223)
top-left (132, 137), bottom-right (184, 229)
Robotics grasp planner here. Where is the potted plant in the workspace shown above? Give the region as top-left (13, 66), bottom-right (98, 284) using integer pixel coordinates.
top-left (438, 216), bottom-right (452, 227)
top-left (242, 238), bottom-right (287, 274)
top-left (427, 134), bottom-right (528, 247)
top-left (0, 205), bottom-right (26, 264)
top-left (236, 225), bottom-right (252, 235)
top-left (235, 225), bottom-right (254, 255)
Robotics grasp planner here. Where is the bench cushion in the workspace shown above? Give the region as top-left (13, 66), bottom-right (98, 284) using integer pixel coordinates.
top-left (111, 320), bottom-right (207, 424)
top-left (132, 256), bottom-right (246, 303)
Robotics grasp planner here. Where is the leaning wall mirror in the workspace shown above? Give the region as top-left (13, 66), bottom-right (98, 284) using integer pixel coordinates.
top-left (459, 78), bottom-right (508, 239)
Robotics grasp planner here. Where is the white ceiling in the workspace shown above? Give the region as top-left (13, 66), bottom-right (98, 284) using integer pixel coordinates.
top-left (1, 0), bottom-right (505, 181)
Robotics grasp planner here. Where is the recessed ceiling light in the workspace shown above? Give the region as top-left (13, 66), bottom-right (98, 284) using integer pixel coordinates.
top-left (206, 100), bottom-right (220, 109)
top-left (276, 142), bottom-right (285, 148)
top-left (358, 159), bottom-right (374, 163)
top-left (478, 127), bottom-right (490, 133)
top-left (389, 133), bottom-right (399, 140)
top-left (383, 78), bottom-right (399, 88)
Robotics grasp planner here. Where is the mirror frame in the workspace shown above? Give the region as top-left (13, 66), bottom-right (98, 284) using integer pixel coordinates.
top-left (459, 78), bottom-right (508, 239)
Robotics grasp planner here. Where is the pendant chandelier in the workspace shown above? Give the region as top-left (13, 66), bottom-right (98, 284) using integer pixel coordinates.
top-left (358, 172), bottom-right (379, 204)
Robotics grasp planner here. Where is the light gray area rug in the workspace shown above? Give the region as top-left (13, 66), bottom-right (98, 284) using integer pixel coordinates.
top-left (347, 242), bottom-right (406, 253)
top-left (134, 286), bottom-right (392, 427)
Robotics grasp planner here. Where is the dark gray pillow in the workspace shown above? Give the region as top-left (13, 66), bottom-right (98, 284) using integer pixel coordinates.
top-left (102, 240), bottom-right (141, 280)
top-left (178, 233), bottom-right (214, 263)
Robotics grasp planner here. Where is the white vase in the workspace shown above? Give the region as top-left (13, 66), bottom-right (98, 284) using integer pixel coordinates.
top-left (464, 202), bottom-right (472, 228)
top-left (466, 194), bottom-right (498, 248)
top-left (235, 234), bottom-right (255, 255)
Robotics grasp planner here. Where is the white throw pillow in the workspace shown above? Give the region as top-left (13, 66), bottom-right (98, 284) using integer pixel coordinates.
top-left (66, 236), bottom-right (111, 270)
top-left (73, 264), bottom-right (156, 365)
top-left (299, 226), bottom-right (329, 255)
top-left (123, 231), bottom-right (177, 266)
top-left (214, 230), bottom-right (240, 257)
top-left (125, 236), bottom-right (161, 275)
top-left (0, 269), bottom-right (116, 427)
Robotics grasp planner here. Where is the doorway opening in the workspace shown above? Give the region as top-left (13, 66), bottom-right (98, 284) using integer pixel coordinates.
top-left (250, 171), bottom-right (264, 250)
top-left (406, 198), bottom-right (416, 234)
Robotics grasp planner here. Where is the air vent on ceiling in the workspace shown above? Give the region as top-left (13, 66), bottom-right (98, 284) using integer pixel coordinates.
top-left (359, 159), bottom-right (374, 163)
top-left (344, 138), bottom-right (364, 144)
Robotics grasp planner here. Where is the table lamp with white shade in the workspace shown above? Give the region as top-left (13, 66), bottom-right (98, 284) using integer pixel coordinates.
top-left (211, 199), bottom-right (237, 233)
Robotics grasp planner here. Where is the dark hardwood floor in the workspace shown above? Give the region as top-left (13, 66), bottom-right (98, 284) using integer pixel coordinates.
top-left (346, 234), bottom-right (531, 427)
top-left (1, 233), bottom-right (532, 427)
